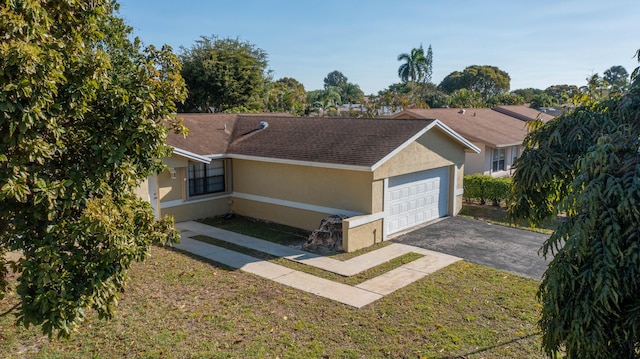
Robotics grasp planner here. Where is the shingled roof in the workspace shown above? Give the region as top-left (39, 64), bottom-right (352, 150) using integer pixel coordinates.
top-left (167, 114), bottom-right (477, 168)
top-left (492, 105), bottom-right (555, 123)
top-left (392, 108), bottom-right (529, 148)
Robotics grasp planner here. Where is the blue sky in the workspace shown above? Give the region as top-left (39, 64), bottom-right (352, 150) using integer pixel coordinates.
top-left (117, 0), bottom-right (639, 95)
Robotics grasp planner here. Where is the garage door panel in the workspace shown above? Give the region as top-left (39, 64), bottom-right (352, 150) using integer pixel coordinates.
top-left (386, 167), bottom-right (449, 235)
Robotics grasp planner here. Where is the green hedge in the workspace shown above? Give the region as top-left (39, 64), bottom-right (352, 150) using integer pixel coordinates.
top-left (463, 174), bottom-right (512, 206)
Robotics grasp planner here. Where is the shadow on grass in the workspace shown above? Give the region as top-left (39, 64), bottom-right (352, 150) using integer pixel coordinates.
top-left (445, 332), bottom-right (541, 359)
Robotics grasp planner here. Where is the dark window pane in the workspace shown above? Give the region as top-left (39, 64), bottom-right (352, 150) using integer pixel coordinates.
top-left (188, 160), bottom-right (226, 196)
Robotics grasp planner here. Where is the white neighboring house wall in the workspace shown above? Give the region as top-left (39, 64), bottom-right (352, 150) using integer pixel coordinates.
top-left (486, 145), bottom-right (520, 178)
top-left (464, 143), bottom-right (521, 177)
top-left (463, 142), bottom-right (486, 175)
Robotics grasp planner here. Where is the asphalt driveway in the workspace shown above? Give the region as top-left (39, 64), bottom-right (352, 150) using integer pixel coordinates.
top-left (391, 216), bottom-right (551, 279)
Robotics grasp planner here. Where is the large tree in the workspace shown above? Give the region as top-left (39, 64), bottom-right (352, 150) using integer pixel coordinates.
top-left (179, 36), bottom-right (269, 113)
top-left (439, 65), bottom-right (510, 100)
top-left (397, 44), bottom-right (433, 83)
top-left (322, 70), bottom-right (364, 105)
top-left (511, 88), bottom-right (544, 104)
top-left (544, 84), bottom-right (579, 105)
top-left (509, 52), bottom-right (640, 358)
top-left (323, 70), bottom-right (348, 89)
top-left (604, 65), bottom-right (630, 94)
top-left (265, 77), bottom-right (306, 115)
top-left (0, 0), bottom-right (186, 337)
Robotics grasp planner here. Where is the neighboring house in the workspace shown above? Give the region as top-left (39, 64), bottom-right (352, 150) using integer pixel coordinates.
top-left (144, 113), bottom-right (479, 252)
top-left (492, 105), bottom-right (555, 123)
top-left (392, 107), bottom-right (548, 177)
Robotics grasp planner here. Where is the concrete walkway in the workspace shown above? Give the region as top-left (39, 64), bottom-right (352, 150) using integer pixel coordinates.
top-left (174, 221), bottom-right (460, 308)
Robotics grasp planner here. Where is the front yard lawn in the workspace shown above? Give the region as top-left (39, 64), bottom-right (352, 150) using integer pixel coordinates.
top-left (1, 244), bottom-right (543, 358)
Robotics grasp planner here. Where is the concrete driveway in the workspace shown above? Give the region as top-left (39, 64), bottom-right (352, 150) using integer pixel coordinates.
top-left (391, 216), bottom-right (551, 279)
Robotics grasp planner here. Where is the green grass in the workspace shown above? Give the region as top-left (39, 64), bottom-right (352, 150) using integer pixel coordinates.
top-left (1, 212), bottom-right (547, 358)
top-left (198, 214), bottom-right (394, 259)
top-left (191, 234), bottom-right (423, 286)
top-left (460, 203), bottom-right (559, 234)
top-left (0, 246), bottom-right (544, 358)
top-left (199, 215), bottom-right (311, 246)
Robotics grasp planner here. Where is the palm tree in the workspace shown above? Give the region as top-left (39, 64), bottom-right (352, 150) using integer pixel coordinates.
top-left (397, 44), bottom-right (432, 83)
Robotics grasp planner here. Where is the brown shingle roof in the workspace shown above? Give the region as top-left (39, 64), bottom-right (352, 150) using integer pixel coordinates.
top-left (492, 105), bottom-right (555, 123)
top-left (167, 113), bottom-right (238, 155)
top-left (227, 116), bottom-right (435, 167)
top-left (392, 108), bottom-right (529, 148)
top-left (167, 113), bottom-right (293, 156)
top-left (167, 114), bottom-right (445, 167)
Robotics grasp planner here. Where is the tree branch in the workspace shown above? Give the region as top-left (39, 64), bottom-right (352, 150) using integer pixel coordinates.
top-left (0, 302), bottom-right (20, 317)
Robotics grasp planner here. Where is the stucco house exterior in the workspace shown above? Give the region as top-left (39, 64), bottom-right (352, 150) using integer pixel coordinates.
top-left (392, 107), bottom-right (552, 177)
top-left (143, 113), bottom-right (479, 252)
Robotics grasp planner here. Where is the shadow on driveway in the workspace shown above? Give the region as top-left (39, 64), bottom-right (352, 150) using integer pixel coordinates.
top-left (391, 216), bottom-right (551, 280)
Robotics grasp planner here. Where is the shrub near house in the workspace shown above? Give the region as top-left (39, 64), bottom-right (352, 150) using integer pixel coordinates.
top-left (463, 174), bottom-right (511, 206)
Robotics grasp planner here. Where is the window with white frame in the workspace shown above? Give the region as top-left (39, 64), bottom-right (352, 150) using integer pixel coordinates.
top-left (511, 145), bottom-right (519, 166)
top-left (492, 148), bottom-right (505, 172)
top-left (188, 160), bottom-right (225, 197)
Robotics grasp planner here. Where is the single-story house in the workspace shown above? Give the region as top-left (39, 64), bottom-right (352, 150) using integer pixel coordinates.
top-left (143, 113), bottom-right (479, 252)
top-left (392, 107), bottom-right (551, 177)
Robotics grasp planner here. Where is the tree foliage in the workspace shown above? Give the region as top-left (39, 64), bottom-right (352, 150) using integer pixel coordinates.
top-left (265, 77), bottom-right (306, 115)
top-left (179, 36), bottom-right (269, 112)
top-left (543, 84), bottom-right (579, 106)
top-left (323, 70), bottom-right (348, 89)
top-left (604, 65), bottom-right (629, 93)
top-left (397, 44), bottom-right (433, 83)
top-left (509, 51), bottom-right (640, 358)
top-left (512, 88), bottom-right (544, 103)
top-left (529, 93), bottom-right (555, 109)
top-left (321, 70), bottom-right (364, 105)
top-left (306, 71), bottom-right (364, 116)
top-left (449, 89), bottom-right (484, 108)
top-left (439, 65), bottom-right (510, 100)
top-left (373, 82), bottom-right (450, 111)
top-left (0, 0), bottom-right (186, 337)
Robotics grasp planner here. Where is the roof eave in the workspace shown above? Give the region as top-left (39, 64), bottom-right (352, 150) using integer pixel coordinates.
top-left (495, 142), bottom-right (523, 148)
top-left (227, 154), bottom-right (372, 172)
top-left (171, 147), bottom-right (212, 163)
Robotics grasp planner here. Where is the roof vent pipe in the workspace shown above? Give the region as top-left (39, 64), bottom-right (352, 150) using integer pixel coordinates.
top-left (259, 121), bottom-right (269, 129)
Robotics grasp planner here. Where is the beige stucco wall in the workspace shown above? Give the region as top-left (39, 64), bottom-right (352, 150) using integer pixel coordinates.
top-left (162, 197), bottom-right (230, 222)
top-left (231, 197), bottom-right (329, 230)
top-left (164, 154), bottom-right (189, 169)
top-left (133, 178), bottom-right (149, 201)
top-left (371, 179), bottom-right (384, 213)
top-left (454, 163), bottom-right (464, 215)
top-left (232, 159), bottom-right (374, 214)
top-left (373, 129), bottom-right (463, 180)
top-left (157, 153), bottom-right (232, 222)
top-left (342, 218), bottom-right (383, 252)
top-left (158, 167), bottom-right (184, 202)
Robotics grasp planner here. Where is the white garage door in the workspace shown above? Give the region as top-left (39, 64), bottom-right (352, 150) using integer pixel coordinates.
top-left (386, 166), bottom-right (449, 235)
